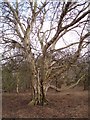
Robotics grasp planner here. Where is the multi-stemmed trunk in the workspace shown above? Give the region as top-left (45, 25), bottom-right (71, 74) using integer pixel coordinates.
top-left (27, 54), bottom-right (48, 106)
top-left (29, 79), bottom-right (48, 106)
top-left (29, 70), bottom-right (48, 106)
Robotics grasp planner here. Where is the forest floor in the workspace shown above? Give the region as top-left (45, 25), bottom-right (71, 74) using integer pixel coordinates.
top-left (2, 87), bottom-right (88, 118)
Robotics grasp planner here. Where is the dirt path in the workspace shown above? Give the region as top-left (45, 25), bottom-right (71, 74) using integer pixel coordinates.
top-left (2, 89), bottom-right (88, 118)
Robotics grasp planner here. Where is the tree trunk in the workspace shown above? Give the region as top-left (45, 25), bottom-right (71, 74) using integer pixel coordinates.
top-left (29, 79), bottom-right (48, 106)
top-left (27, 54), bottom-right (48, 106)
top-left (16, 73), bottom-right (19, 93)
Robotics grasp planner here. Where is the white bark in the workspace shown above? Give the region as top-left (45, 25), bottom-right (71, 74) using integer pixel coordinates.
top-left (16, 72), bottom-right (19, 93)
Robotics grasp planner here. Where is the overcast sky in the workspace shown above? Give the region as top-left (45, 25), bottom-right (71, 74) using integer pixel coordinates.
top-left (0, 0), bottom-right (89, 56)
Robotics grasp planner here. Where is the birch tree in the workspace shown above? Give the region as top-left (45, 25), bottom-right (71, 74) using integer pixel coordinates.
top-left (0, 0), bottom-right (90, 105)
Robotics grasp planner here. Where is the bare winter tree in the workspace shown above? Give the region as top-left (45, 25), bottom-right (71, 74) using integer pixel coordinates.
top-left (0, 0), bottom-right (90, 105)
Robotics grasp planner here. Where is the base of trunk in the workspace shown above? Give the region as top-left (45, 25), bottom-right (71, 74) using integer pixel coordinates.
top-left (28, 98), bottom-right (48, 106)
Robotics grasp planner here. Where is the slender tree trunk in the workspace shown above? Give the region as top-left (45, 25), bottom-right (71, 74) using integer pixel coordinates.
top-left (16, 81), bottom-right (19, 93)
top-left (16, 72), bottom-right (19, 93)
